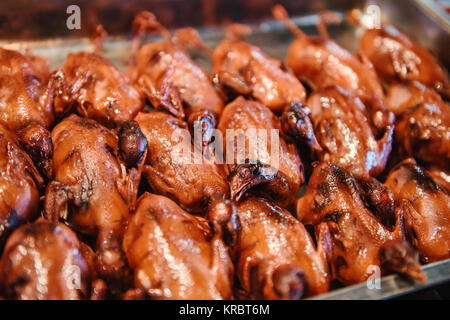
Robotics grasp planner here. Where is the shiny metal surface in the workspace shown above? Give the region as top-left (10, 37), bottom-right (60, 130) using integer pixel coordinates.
top-left (310, 259), bottom-right (450, 300)
top-left (414, 0), bottom-right (450, 32)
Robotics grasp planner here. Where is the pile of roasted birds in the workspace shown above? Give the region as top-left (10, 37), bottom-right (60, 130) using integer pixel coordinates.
top-left (0, 5), bottom-right (448, 300)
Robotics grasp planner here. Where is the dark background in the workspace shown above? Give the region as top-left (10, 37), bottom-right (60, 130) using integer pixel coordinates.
top-left (0, 0), bottom-right (364, 39)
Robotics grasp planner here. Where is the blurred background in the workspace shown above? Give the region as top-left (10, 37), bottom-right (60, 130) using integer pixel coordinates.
top-left (1, 0), bottom-right (448, 69)
top-left (0, 0), bottom-right (324, 38)
top-left (0, 0), bottom-right (445, 39)
top-left (0, 0), bottom-right (358, 39)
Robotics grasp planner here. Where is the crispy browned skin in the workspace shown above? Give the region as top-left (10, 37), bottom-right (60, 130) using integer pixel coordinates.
top-left (44, 114), bottom-right (143, 289)
top-left (53, 51), bottom-right (144, 128)
top-left (212, 26), bottom-right (320, 153)
top-left (386, 81), bottom-right (446, 116)
top-left (297, 162), bottom-right (425, 285)
top-left (132, 42), bottom-right (222, 119)
top-left (306, 86), bottom-right (393, 178)
top-left (212, 24), bottom-right (306, 114)
top-left (123, 193), bottom-right (236, 300)
top-left (385, 81), bottom-right (450, 171)
top-left (284, 32), bottom-right (384, 107)
top-left (0, 48), bottom-right (53, 131)
top-left (0, 124), bottom-right (42, 242)
top-left (272, 6), bottom-right (393, 132)
top-left (130, 12), bottom-right (223, 146)
top-left (396, 103), bottom-right (449, 170)
top-left (234, 197), bottom-right (330, 299)
top-left (385, 159), bottom-right (450, 263)
top-left (218, 96), bottom-right (303, 208)
top-left (135, 112), bottom-right (229, 213)
top-left (359, 25), bottom-right (450, 98)
top-left (0, 219), bottom-right (101, 300)
top-left (0, 48), bottom-right (54, 177)
top-left (426, 166), bottom-right (450, 192)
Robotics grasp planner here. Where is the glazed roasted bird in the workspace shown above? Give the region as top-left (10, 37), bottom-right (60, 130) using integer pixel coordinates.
top-left (52, 25), bottom-right (144, 128)
top-left (297, 162), bottom-right (425, 285)
top-left (135, 111), bottom-right (229, 214)
top-left (272, 5), bottom-right (394, 134)
top-left (396, 103), bottom-right (449, 172)
top-left (358, 23), bottom-right (450, 99)
top-left (43, 114), bottom-right (147, 290)
top-left (385, 81), bottom-right (450, 172)
top-left (0, 48), bottom-right (54, 177)
top-left (304, 86), bottom-right (393, 178)
top-left (212, 24), bottom-right (321, 152)
top-left (386, 81), bottom-right (446, 116)
top-left (130, 11), bottom-right (224, 145)
top-left (0, 124), bottom-right (42, 243)
top-left (427, 166), bottom-right (450, 192)
top-left (218, 96), bottom-right (304, 208)
top-left (0, 219), bottom-right (106, 300)
top-left (1, 3), bottom-right (448, 301)
top-left (123, 193), bottom-right (238, 300)
top-left (212, 24), bottom-right (306, 115)
top-left (233, 196), bottom-right (331, 299)
top-left (385, 159), bottom-right (450, 263)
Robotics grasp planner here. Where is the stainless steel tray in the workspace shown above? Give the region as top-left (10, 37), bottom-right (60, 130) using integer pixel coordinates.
top-left (1, 0), bottom-right (449, 71)
top-left (0, 0), bottom-right (449, 299)
top-left (310, 259), bottom-right (450, 300)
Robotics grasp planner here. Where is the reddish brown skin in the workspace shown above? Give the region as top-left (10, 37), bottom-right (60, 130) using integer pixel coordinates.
top-left (426, 166), bottom-right (450, 192)
top-left (306, 86), bottom-right (393, 178)
top-left (0, 124), bottom-right (42, 242)
top-left (24, 48), bottom-right (51, 85)
top-left (123, 193), bottom-right (235, 300)
top-left (271, 6), bottom-right (394, 134)
top-left (46, 114), bottom-right (129, 235)
top-left (0, 219), bottom-right (99, 300)
top-left (0, 48), bottom-right (54, 178)
top-left (133, 41), bottom-right (223, 118)
top-left (0, 48), bottom-right (53, 132)
top-left (282, 29), bottom-right (392, 132)
top-left (360, 25), bottom-right (450, 98)
top-left (286, 35), bottom-right (384, 104)
top-left (234, 197), bottom-right (331, 299)
top-left (395, 103), bottom-right (449, 171)
top-left (212, 25), bottom-right (306, 114)
top-left (17, 123), bottom-right (53, 178)
top-left (385, 81), bottom-right (450, 171)
top-left (297, 162), bottom-right (425, 285)
top-left (385, 159), bottom-right (450, 263)
top-left (54, 52), bottom-right (144, 128)
top-left (218, 96), bottom-right (303, 208)
top-left (128, 12), bottom-right (224, 148)
top-left (129, 12), bottom-right (223, 123)
top-left (44, 114), bottom-right (136, 289)
top-left (385, 81), bottom-right (446, 116)
top-left (135, 112), bottom-right (229, 213)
